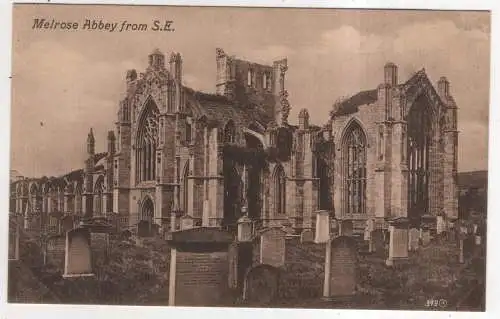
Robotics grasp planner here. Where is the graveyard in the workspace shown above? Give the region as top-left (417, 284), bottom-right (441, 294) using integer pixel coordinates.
top-left (8, 210), bottom-right (486, 311)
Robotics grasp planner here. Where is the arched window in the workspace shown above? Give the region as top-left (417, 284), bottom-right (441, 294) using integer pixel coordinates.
top-left (74, 184), bottom-right (83, 215)
top-left (342, 122), bottom-right (367, 215)
top-left (136, 100), bottom-right (159, 183)
top-left (182, 161), bottom-right (190, 213)
top-left (94, 177), bottom-right (104, 216)
top-left (224, 120), bottom-right (236, 144)
top-left (140, 197), bottom-right (154, 223)
top-left (407, 100), bottom-right (432, 219)
top-left (273, 165), bottom-right (286, 216)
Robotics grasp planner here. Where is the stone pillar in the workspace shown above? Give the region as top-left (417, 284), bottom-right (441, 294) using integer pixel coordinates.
top-left (202, 199), bottom-right (210, 227)
top-left (386, 217), bottom-right (409, 266)
top-left (314, 210), bottom-right (330, 244)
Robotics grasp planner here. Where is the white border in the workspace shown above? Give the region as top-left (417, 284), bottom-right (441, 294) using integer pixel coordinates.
top-left (1, 1), bottom-right (498, 319)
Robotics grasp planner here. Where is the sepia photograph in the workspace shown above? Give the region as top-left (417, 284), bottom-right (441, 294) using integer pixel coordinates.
top-left (7, 3), bottom-right (490, 312)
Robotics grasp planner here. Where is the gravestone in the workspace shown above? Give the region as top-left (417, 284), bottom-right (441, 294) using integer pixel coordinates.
top-left (61, 215), bottom-right (75, 233)
top-left (420, 225), bottom-right (431, 246)
top-left (180, 215), bottom-right (195, 231)
top-left (300, 229), bottom-right (314, 243)
top-left (259, 228), bottom-right (286, 268)
top-left (243, 265), bottom-right (280, 304)
top-left (137, 220), bottom-right (152, 237)
top-left (339, 220), bottom-right (353, 237)
top-left (64, 228), bottom-right (93, 277)
top-left (386, 218), bottom-right (409, 266)
top-left (237, 215), bottom-right (253, 243)
top-left (323, 236), bottom-right (358, 299)
top-left (364, 219), bottom-right (375, 241)
top-left (330, 218), bottom-right (339, 237)
top-left (47, 235), bottom-right (66, 269)
top-left (167, 227), bottom-right (234, 307)
top-left (408, 228), bottom-right (420, 252)
top-left (8, 216), bottom-right (21, 261)
top-left (370, 229), bottom-right (385, 253)
top-left (314, 210), bottom-right (330, 243)
top-left (436, 214), bottom-right (447, 235)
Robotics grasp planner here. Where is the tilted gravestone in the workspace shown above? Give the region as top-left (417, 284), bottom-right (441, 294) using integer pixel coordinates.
top-left (61, 215), bottom-right (75, 233)
top-left (167, 227), bottom-right (234, 307)
top-left (64, 228), bottom-right (93, 277)
top-left (300, 229), bottom-right (314, 244)
top-left (243, 265), bottom-right (280, 305)
top-left (323, 236), bottom-right (358, 299)
top-left (259, 228), bottom-right (286, 268)
top-left (408, 228), bottom-right (420, 252)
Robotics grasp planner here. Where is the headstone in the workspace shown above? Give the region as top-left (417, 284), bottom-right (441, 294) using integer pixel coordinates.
top-left (436, 214), bottom-right (447, 235)
top-left (386, 218), bottom-right (409, 266)
top-left (300, 229), bottom-right (314, 243)
top-left (167, 228), bottom-right (234, 307)
top-left (339, 220), bottom-right (353, 237)
top-left (180, 215), bottom-right (195, 231)
top-left (243, 265), bottom-right (280, 304)
top-left (364, 219), bottom-right (375, 241)
top-left (323, 236), bottom-right (358, 299)
top-left (61, 215), bottom-right (75, 232)
top-left (330, 218), bottom-right (339, 237)
top-left (314, 210), bottom-right (330, 243)
top-left (202, 200), bottom-right (210, 227)
top-left (237, 215), bottom-right (253, 242)
top-left (137, 220), bottom-right (152, 237)
top-left (47, 235), bottom-right (66, 269)
top-left (408, 228), bottom-right (419, 252)
top-left (8, 216), bottom-right (20, 261)
top-left (64, 228), bottom-right (93, 277)
top-left (370, 229), bottom-right (385, 253)
top-left (420, 226), bottom-right (431, 246)
top-left (260, 228), bottom-right (286, 268)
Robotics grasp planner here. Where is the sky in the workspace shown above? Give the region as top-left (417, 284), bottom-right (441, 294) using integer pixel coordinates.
top-left (10, 5), bottom-right (490, 177)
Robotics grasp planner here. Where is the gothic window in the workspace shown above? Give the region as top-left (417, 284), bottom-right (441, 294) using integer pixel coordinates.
top-left (186, 120), bottom-right (192, 144)
top-left (135, 100), bottom-right (159, 183)
top-left (94, 177), bottom-right (104, 216)
top-left (273, 165), bottom-right (286, 215)
top-left (247, 69), bottom-right (254, 87)
top-left (407, 100), bottom-right (432, 219)
top-left (342, 122), bottom-right (367, 215)
top-left (224, 120), bottom-right (236, 144)
top-left (182, 161), bottom-right (190, 213)
top-left (378, 125), bottom-right (384, 161)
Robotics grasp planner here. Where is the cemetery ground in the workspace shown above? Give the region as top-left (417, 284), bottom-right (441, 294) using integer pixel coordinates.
top-left (9, 228), bottom-right (485, 311)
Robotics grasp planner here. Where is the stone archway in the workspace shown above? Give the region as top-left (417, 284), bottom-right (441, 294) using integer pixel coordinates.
top-left (138, 196), bottom-right (155, 237)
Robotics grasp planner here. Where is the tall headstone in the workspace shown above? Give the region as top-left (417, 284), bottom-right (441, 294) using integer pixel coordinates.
top-left (64, 228), bottom-right (93, 277)
top-left (364, 219), bottom-right (375, 241)
top-left (323, 236), bottom-right (358, 299)
top-left (180, 215), bottom-right (195, 231)
top-left (436, 213), bottom-right (447, 235)
top-left (167, 228), bottom-right (234, 307)
top-left (339, 220), bottom-right (353, 237)
top-left (386, 217), bottom-right (409, 266)
top-left (408, 228), bottom-right (420, 252)
top-left (314, 210), bottom-right (330, 243)
top-left (237, 215), bottom-right (253, 243)
top-left (370, 229), bottom-right (385, 253)
top-left (259, 228), bottom-right (286, 268)
top-left (420, 225), bottom-right (431, 246)
top-left (202, 200), bottom-right (210, 227)
top-left (243, 265), bottom-right (280, 304)
top-left (61, 215), bottom-right (75, 233)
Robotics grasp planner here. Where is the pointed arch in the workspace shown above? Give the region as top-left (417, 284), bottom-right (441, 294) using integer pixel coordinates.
top-left (272, 164), bottom-right (286, 216)
top-left (182, 160), bottom-right (190, 213)
top-left (140, 196), bottom-right (154, 223)
top-left (341, 120), bottom-right (367, 215)
top-left (223, 120), bottom-right (236, 144)
top-left (135, 97), bottom-right (160, 183)
top-left (406, 94), bottom-right (435, 220)
top-left (94, 175), bottom-right (105, 216)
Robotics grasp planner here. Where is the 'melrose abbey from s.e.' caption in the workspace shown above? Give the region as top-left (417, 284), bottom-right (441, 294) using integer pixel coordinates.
top-left (11, 47), bottom-right (458, 235)
top-left (32, 18), bottom-right (174, 32)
